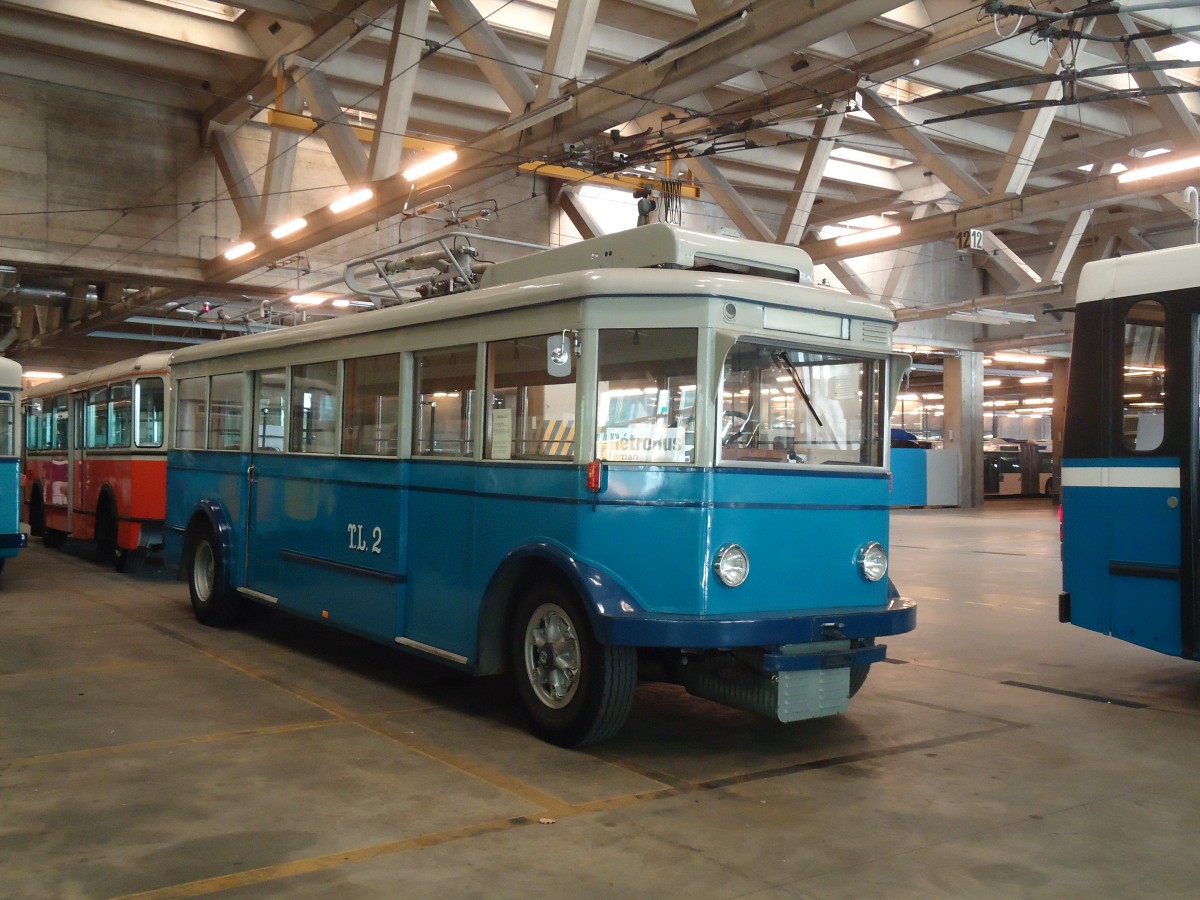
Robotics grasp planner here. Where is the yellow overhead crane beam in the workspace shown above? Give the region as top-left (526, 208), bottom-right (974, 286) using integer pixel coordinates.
top-left (516, 163), bottom-right (701, 198)
top-left (265, 110), bottom-right (700, 198)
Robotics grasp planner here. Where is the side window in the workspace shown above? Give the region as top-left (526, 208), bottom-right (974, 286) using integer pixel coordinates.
top-left (254, 369), bottom-right (286, 452)
top-left (597, 328), bottom-right (697, 463)
top-left (73, 395), bottom-right (84, 449)
top-left (1122, 299), bottom-right (1166, 452)
top-left (289, 361), bottom-right (338, 454)
top-left (52, 398), bottom-right (68, 451)
top-left (413, 345), bottom-right (477, 457)
top-left (209, 374), bottom-right (243, 450)
top-left (86, 387), bottom-right (109, 449)
top-left (487, 333), bottom-right (577, 461)
top-left (343, 354), bottom-right (401, 456)
top-left (175, 377), bottom-right (207, 450)
top-left (52, 396), bottom-right (69, 450)
top-left (0, 396), bottom-right (13, 456)
top-left (135, 378), bottom-right (165, 448)
top-left (109, 381), bottom-right (132, 449)
top-left (23, 404), bottom-right (38, 451)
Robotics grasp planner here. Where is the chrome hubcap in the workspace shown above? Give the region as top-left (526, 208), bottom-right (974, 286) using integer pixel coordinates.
top-left (193, 540), bottom-right (214, 602)
top-left (524, 602), bottom-right (581, 709)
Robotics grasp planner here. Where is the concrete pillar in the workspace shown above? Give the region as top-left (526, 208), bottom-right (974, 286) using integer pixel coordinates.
top-left (943, 352), bottom-right (986, 508)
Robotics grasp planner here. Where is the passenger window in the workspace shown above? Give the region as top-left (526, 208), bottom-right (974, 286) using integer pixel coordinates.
top-left (135, 378), bottom-right (165, 448)
top-left (0, 399), bottom-right (13, 456)
top-left (23, 405), bottom-right (37, 451)
top-left (208, 374), bottom-right (242, 451)
top-left (86, 387), bottom-right (109, 449)
top-left (109, 381), bottom-right (132, 448)
top-left (52, 396), bottom-right (68, 450)
top-left (1122, 299), bottom-right (1166, 452)
top-left (487, 334), bottom-right (576, 461)
top-left (343, 353), bottom-right (401, 456)
top-left (175, 377), bottom-right (207, 450)
top-left (289, 361), bottom-right (338, 454)
top-left (414, 345), bottom-right (476, 457)
top-left (597, 328), bottom-right (697, 463)
top-left (254, 370), bottom-right (286, 452)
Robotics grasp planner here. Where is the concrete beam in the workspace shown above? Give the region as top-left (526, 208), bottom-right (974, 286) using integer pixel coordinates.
top-left (433, 0), bottom-right (538, 114)
top-left (535, 0), bottom-right (601, 105)
top-left (293, 68), bottom-right (369, 185)
top-left (775, 99), bottom-right (846, 245)
top-left (212, 132), bottom-right (263, 235)
top-left (686, 156), bottom-right (773, 243)
top-left (367, 0), bottom-right (431, 181)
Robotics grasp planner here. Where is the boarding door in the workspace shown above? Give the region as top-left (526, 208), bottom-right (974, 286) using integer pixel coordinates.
top-left (242, 368), bottom-right (289, 602)
top-left (66, 392), bottom-right (85, 535)
top-left (1102, 298), bottom-right (1185, 656)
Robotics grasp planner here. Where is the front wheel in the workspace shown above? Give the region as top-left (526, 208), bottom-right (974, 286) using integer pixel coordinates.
top-left (188, 522), bottom-right (243, 627)
top-left (510, 581), bottom-right (636, 747)
top-left (849, 638), bottom-right (875, 698)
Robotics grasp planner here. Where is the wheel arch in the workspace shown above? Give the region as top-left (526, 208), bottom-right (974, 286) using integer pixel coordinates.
top-left (474, 542), bottom-right (640, 676)
top-left (182, 499), bottom-right (235, 584)
top-left (96, 483), bottom-right (118, 518)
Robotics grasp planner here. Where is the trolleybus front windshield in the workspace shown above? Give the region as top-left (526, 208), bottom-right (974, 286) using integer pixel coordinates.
top-left (720, 340), bottom-right (885, 466)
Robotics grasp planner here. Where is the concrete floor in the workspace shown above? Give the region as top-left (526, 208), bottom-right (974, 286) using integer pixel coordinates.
top-left (4, 499), bottom-right (1200, 898)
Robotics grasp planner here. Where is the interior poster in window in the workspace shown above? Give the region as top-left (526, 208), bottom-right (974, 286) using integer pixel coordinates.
top-left (492, 407), bottom-right (513, 460)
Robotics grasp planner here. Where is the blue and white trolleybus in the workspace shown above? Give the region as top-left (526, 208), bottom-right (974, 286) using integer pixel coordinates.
top-left (1060, 243), bottom-right (1200, 658)
top-left (165, 225), bottom-right (916, 745)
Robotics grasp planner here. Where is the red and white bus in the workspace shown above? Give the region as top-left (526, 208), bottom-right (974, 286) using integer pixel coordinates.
top-left (23, 351), bottom-right (171, 571)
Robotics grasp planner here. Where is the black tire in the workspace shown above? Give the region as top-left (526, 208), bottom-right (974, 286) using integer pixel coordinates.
top-left (510, 580), bottom-right (636, 747)
top-left (115, 547), bottom-right (146, 574)
top-left (849, 638), bottom-right (875, 698)
top-left (28, 488), bottom-right (45, 538)
top-left (95, 501), bottom-right (119, 566)
top-left (42, 528), bottom-right (68, 549)
top-left (187, 521), bottom-right (242, 627)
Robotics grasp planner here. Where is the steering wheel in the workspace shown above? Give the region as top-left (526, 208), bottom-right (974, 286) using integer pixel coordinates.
top-left (721, 409), bottom-right (750, 447)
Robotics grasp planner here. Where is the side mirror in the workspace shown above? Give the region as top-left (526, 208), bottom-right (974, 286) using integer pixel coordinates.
top-left (547, 332), bottom-right (573, 378)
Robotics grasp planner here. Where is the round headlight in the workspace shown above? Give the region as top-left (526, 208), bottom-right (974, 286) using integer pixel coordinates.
top-left (856, 541), bottom-right (888, 582)
top-left (714, 543), bottom-right (749, 587)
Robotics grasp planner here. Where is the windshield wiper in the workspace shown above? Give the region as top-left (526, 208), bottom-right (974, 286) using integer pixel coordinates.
top-left (773, 350), bottom-right (823, 428)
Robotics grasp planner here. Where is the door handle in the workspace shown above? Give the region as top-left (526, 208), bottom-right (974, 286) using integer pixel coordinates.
top-left (247, 463), bottom-right (257, 485)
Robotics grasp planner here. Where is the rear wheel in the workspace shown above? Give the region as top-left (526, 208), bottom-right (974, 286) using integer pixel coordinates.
top-left (510, 580), bottom-right (636, 747)
top-left (42, 528), bottom-right (68, 549)
top-left (188, 521), bottom-right (242, 626)
top-left (95, 501), bottom-right (119, 566)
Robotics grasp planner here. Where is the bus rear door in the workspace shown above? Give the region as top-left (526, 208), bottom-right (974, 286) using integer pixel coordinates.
top-left (1062, 296), bottom-right (1187, 656)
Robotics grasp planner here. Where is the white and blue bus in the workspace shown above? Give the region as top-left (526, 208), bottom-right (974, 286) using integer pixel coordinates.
top-left (1060, 243), bottom-right (1199, 658)
top-left (165, 225), bottom-right (916, 746)
top-left (0, 357), bottom-right (25, 573)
